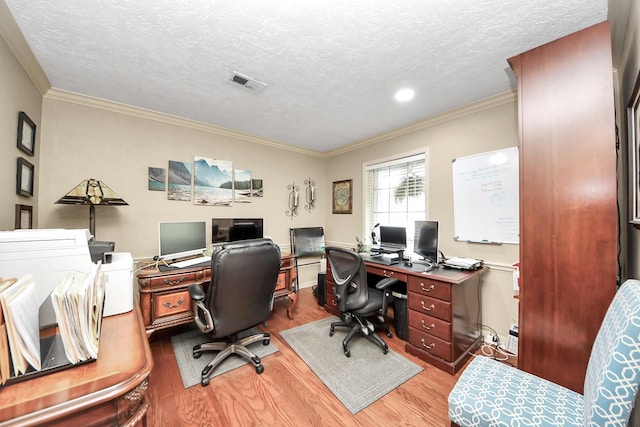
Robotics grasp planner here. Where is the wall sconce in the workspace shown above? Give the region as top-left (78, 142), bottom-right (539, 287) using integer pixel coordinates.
top-left (305, 178), bottom-right (316, 212)
top-left (286, 182), bottom-right (299, 219)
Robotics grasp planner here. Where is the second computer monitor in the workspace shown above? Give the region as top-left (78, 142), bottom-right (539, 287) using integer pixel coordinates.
top-left (414, 220), bottom-right (439, 264)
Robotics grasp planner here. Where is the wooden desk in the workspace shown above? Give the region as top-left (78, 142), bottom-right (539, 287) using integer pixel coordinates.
top-left (0, 305), bottom-right (153, 426)
top-left (137, 253), bottom-right (297, 337)
top-left (324, 260), bottom-right (483, 375)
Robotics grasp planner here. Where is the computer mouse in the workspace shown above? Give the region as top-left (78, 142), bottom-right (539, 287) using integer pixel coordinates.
top-left (404, 261), bottom-right (413, 267)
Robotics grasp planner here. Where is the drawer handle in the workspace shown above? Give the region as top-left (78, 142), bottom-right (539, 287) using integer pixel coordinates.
top-left (421, 320), bottom-right (435, 330)
top-left (421, 301), bottom-right (435, 312)
top-left (420, 283), bottom-right (435, 292)
top-left (421, 339), bottom-right (435, 350)
top-left (383, 270), bottom-right (394, 278)
top-left (163, 298), bottom-right (185, 308)
top-left (164, 277), bottom-right (185, 285)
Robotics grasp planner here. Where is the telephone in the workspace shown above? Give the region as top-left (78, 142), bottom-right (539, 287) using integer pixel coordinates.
top-left (503, 323), bottom-right (518, 355)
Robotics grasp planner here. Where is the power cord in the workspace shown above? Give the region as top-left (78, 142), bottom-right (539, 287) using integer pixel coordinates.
top-left (479, 324), bottom-right (510, 362)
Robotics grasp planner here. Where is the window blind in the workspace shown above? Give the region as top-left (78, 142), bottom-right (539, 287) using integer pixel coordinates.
top-left (365, 152), bottom-right (428, 249)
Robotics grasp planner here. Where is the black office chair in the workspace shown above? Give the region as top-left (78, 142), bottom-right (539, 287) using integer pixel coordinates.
top-left (188, 238), bottom-right (281, 386)
top-left (325, 246), bottom-right (398, 357)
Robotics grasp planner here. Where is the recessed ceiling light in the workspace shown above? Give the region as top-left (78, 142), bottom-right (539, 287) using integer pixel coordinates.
top-left (395, 88), bottom-right (415, 102)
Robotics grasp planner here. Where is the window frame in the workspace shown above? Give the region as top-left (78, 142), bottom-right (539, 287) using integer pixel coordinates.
top-left (362, 149), bottom-right (429, 251)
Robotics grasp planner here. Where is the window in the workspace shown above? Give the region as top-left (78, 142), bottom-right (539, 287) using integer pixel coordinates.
top-left (365, 152), bottom-right (427, 250)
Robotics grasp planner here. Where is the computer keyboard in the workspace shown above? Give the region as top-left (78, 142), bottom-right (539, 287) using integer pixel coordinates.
top-left (171, 256), bottom-right (211, 268)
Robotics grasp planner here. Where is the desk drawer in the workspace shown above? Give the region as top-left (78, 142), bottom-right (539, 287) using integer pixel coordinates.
top-left (139, 269), bottom-right (210, 290)
top-left (408, 276), bottom-right (451, 301)
top-left (275, 272), bottom-right (287, 291)
top-left (154, 289), bottom-right (191, 320)
top-left (366, 265), bottom-right (408, 283)
top-left (325, 280), bottom-right (337, 309)
top-left (408, 326), bottom-right (452, 361)
top-left (280, 254), bottom-right (295, 269)
top-left (408, 310), bottom-right (452, 342)
top-left (408, 293), bottom-right (451, 322)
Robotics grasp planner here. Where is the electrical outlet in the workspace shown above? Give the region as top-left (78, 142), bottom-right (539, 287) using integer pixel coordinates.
top-left (484, 333), bottom-right (498, 344)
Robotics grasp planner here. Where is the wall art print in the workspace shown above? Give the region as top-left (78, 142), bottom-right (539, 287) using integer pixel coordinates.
top-left (168, 160), bottom-right (192, 201)
top-left (252, 179), bottom-right (263, 197)
top-left (193, 156), bottom-right (233, 206)
top-left (148, 167), bottom-right (166, 191)
top-left (234, 169), bottom-right (252, 203)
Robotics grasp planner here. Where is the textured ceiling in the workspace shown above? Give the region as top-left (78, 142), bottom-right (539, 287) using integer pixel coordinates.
top-left (3, 0), bottom-right (608, 153)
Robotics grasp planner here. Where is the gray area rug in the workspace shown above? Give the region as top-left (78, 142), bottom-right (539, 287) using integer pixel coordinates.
top-left (280, 316), bottom-right (423, 414)
top-left (171, 325), bottom-right (279, 388)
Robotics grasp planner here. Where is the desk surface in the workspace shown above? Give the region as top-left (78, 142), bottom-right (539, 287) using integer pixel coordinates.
top-left (0, 305), bottom-right (153, 426)
top-left (363, 258), bottom-right (484, 284)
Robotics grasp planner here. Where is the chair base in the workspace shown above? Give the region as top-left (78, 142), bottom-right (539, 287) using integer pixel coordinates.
top-left (193, 332), bottom-right (271, 387)
top-left (329, 314), bottom-right (391, 357)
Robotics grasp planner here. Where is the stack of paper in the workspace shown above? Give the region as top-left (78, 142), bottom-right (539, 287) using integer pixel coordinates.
top-left (0, 275), bottom-right (41, 383)
top-left (443, 257), bottom-right (484, 270)
top-left (50, 263), bottom-right (106, 364)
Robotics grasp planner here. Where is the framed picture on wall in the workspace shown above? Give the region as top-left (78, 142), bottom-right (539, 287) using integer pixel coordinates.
top-left (14, 204), bottom-right (32, 229)
top-left (628, 69), bottom-right (640, 224)
top-left (17, 111), bottom-right (36, 156)
top-left (16, 157), bottom-right (34, 197)
top-left (332, 179), bottom-right (352, 214)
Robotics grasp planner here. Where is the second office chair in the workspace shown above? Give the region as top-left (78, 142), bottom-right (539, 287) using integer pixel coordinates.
top-left (325, 246), bottom-right (398, 357)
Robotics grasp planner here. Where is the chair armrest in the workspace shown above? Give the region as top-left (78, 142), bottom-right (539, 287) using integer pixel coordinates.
top-left (189, 283), bottom-right (205, 301)
top-left (375, 277), bottom-right (399, 290)
top-left (375, 277), bottom-right (399, 315)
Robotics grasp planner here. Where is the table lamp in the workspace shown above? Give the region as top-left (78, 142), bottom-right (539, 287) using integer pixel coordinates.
top-left (55, 178), bottom-right (128, 239)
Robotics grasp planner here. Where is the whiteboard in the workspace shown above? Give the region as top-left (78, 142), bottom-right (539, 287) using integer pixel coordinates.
top-left (452, 147), bottom-right (519, 244)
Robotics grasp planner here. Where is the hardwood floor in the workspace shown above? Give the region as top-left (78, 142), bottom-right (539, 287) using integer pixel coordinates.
top-left (146, 287), bottom-right (466, 426)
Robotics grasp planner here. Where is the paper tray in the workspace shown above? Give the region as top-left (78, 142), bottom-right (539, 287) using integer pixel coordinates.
top-left (2, 333), bottom-right (95, 387)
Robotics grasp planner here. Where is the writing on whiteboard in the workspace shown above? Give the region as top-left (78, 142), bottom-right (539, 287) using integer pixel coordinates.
top-left (452, 148), bottom-right (519, 244)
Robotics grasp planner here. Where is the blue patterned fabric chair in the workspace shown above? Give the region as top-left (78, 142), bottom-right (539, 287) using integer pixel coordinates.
top-left (448, 279), bottom-right (640, 426)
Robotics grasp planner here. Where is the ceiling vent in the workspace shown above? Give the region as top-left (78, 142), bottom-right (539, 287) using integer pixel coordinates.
top-left (227, 71), bottom-right (268, 94)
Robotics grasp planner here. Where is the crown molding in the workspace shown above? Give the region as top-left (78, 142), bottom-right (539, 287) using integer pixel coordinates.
top-left (0, 1), bottom-right (51, 95)
top-left (325, 90), bottom-right (517, 157)
top-left (44, 88), bottom-right (324, 157)
top-left (45, 88), bottom-right (516, 159)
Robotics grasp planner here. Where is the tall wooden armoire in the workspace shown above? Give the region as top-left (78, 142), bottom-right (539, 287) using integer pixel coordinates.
top-left (508, 21), bottom-right (617, 393)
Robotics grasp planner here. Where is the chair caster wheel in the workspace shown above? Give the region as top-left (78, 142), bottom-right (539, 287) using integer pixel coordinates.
top-left (343, 347), bottom-right (351, 357)
top-left (256, 364), bottom-right (264, 374)
top-left (386, 330), bottom-right (393, 338)
top-left (263, 338), bottom-right (270, 346)
top-left (382, 345), bottom-right (389, 355)
top-left (330, 327), bottom-right (335, 337)
top-left (201, 377), bottom-right (210, 387)
top-left (193, 351), bottom-right (202, 359)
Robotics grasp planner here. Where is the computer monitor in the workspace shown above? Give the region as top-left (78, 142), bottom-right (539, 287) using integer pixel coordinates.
top-left (290, 227), bottom-right (325, 258)
top-left (158, 221), bottom-right (207, 260)
top-left (379, 226), bottom-right (407, 249)
top-left (414, 220), bottom-right (439, 264)
top-left (212, 218), bottom-right (263, 244)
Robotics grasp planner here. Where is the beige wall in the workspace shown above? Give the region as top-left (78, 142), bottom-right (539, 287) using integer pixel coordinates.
top-left (0, 32), bottom-right (42, 230)
top-left (325, 97), bottom-right (520, 339)
top-left (37, 96), bottom-right (327, 261)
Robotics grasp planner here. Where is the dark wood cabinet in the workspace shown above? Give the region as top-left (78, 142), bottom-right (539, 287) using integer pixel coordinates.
top-left (508, 21), bottom-right (617, 393)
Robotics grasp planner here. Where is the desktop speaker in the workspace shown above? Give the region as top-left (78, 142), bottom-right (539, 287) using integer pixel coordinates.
top-left (316, 273), bottom-right (326, 306)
